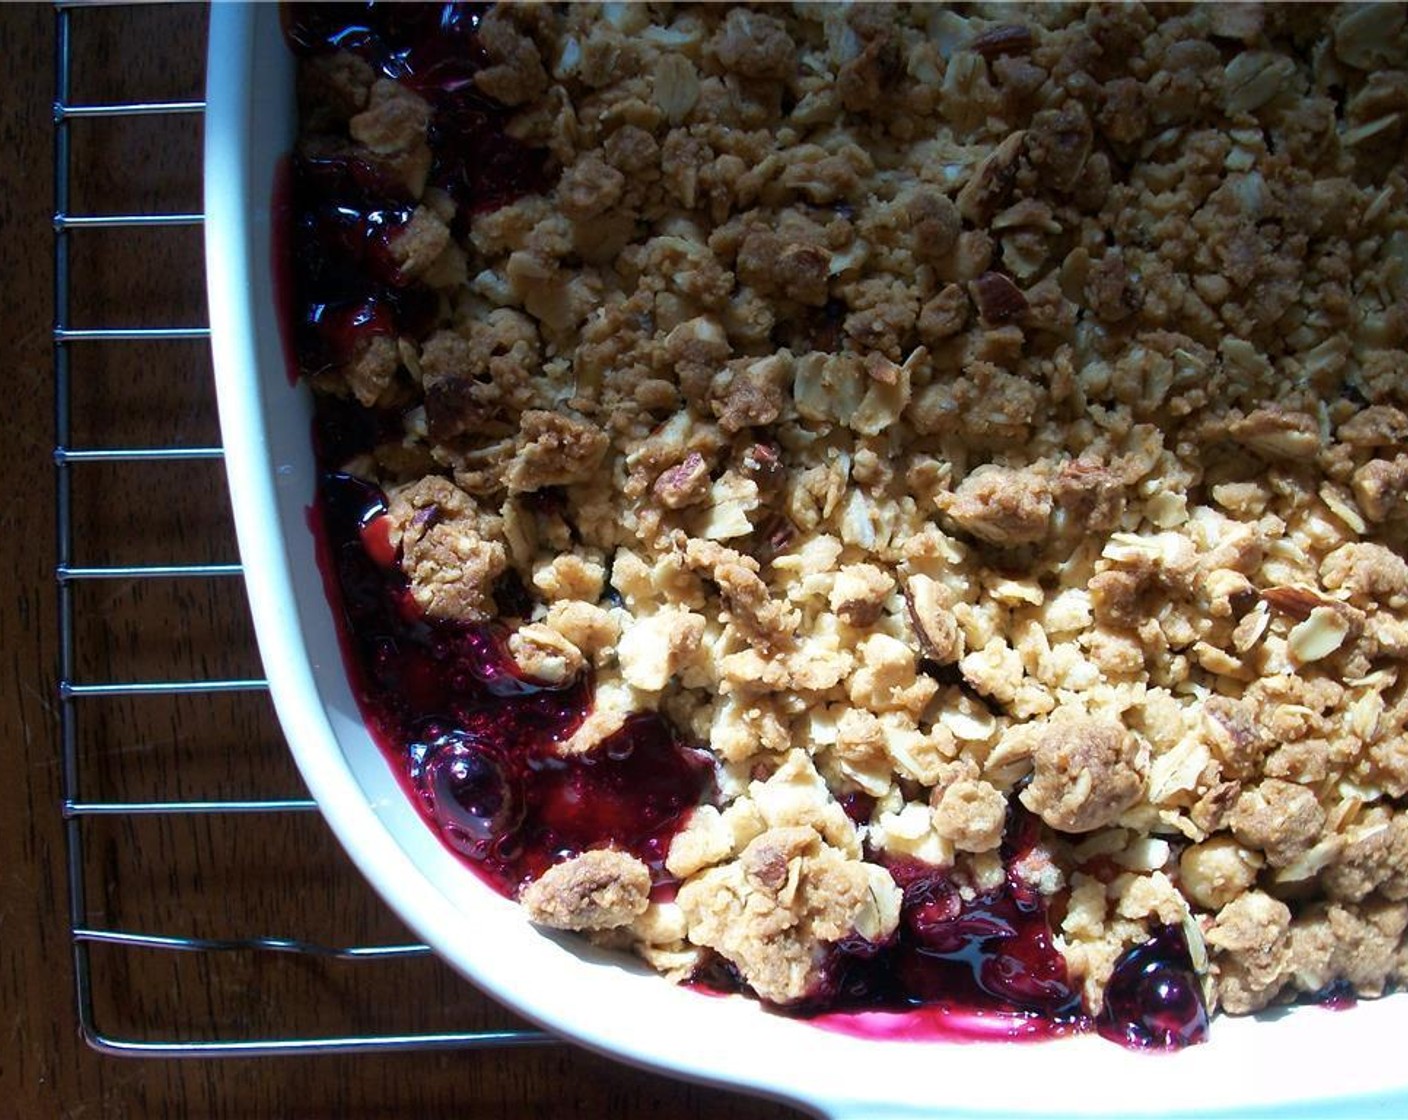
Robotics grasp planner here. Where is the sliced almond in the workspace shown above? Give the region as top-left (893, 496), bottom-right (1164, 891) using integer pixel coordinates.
top-left (1347, 688), bottom-right (1385, 742)
top-left (968, 24), bottom-right (1034, 58)
top-left (1272, 835), bottom-right (1345, 883)
top-left (905, 575), bottom-right (964, 664)
top-left (1287, 605), bottom-right (1350, 663)
top-left (1259, 585), bottom-right (1327, 620)
top-left (1231, 600), bottom-right (1271, 653)
top-left (939, 701), bottom-right (995, 743)
top-left (1319, 483), bottom-right (1367, 535)
top-left (955, 130), bottom-right (1026, 224)
top-left (1228, 407), bottom-right (1321, 459)
top-left (1343, 113), bottom-right (1402, 148)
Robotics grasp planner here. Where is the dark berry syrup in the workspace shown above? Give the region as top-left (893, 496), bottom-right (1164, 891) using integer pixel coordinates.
top-left (780, 808), bottom-right (1092, 1042)
top-left (1096, 924), bottom-right (1209, 1049)
top-left (1309, 979), bottom-right (1358, 1012)
top-left (281, 2), bottom-right (1210, 1050)
top-left (281, 2), bottom-right (547, 380)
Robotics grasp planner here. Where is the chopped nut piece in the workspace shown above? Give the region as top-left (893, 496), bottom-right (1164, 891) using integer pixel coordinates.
top-left (652, 452), bottom-right (711, 510)
top-left (617, 608), bottom-right (705, 691)
top-left (1180, 837), bottom-right (1262, 911)
top-left (1202, 696), bottom-right (1265, 779)
top-left (905, 574), bottom-right (964, 664)
top-left (956, 130), bottom-right (1026, 225)
top-left (1259, 585), bottom-right (1325, 621)
top-left (969, 271), bottom-right (1028, 325)
top-left (828, 563), bottom-right (895, 628)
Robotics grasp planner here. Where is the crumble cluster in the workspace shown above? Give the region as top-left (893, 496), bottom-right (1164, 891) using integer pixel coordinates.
top-left (300, 3), bottom-right (1408, 1014)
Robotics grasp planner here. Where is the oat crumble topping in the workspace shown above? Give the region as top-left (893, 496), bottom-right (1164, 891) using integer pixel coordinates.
top-left (294, 2), bottom-right (1408, 1026)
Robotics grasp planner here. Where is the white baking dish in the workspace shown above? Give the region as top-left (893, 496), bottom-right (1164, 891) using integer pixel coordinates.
top-left (204, 4), bottom-right (1408, 1115)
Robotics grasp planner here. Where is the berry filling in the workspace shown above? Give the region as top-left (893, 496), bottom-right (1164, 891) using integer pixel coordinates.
top-left (1095, 924), bottom-right (1210, 1050)
top-left (780, 810), bottom-right (1084, 1028)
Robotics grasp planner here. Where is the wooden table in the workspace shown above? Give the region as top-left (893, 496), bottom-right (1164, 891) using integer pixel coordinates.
top-left (1, 5), bottom-right (806, 1115)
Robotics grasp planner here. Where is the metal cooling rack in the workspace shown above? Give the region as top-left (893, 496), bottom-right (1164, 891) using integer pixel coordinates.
top-left (52, 1), bottom-right (548, 1058)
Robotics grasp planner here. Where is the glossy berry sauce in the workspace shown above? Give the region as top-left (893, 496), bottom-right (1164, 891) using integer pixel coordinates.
top-left (1310, 979), bottom-right (1358, 1011)
top-left (284, 141), bottom-right (441, 378)
top-left (766, 808), bottom-right (1091, 1041)
top-left (1096, 924), bottom-right (1209, 1049)
top-left (286, 1), bottom-right (1211, 1049)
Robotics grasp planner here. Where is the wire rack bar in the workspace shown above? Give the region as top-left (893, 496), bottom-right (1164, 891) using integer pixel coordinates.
top-left (61, 678), bottom-right (270, 698)
top-left (65, 799), bottom-right (319, 816)
top-left (73, 929), bottom-right (432, 958)
top-left (52, 0), bottom-right (104, 1070)
top-left (55, 446), bottom-right (225, 463)
top-left (53, 2), bottom-right (550, 1059)
top-left (55, 326), bottom-right (211, 341)
top-left (55, 99), bottom-right (204, 119)
top-left (84, 1031), bottom-right (545, 1061)
top-left (58, 562), bottom-right (242, 581)
top-left (55, 212), bottom-right (204, 229)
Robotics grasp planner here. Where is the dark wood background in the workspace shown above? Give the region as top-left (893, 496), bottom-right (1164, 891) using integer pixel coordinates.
top-left (1, 5), bottom-right (807, 1116)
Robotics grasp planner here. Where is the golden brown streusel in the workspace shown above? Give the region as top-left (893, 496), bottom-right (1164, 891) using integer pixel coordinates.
top-left (302, 2), bottom-right (1408, 1018)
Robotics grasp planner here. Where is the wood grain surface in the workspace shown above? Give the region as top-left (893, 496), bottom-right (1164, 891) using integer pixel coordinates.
top-left (1, 5), bottom-right (809, 1116)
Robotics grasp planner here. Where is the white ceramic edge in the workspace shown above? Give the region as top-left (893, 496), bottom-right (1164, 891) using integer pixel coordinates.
top-left (205, 4), bottom-right (1408, 1117)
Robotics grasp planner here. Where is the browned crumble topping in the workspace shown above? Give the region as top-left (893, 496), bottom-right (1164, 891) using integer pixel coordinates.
top-left (519, 848), bottom-right (653, 931)
top-left (1020, 713), bottom-right (1147, 834)
top-left (303, 2), bottom-right (1408, 1017)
